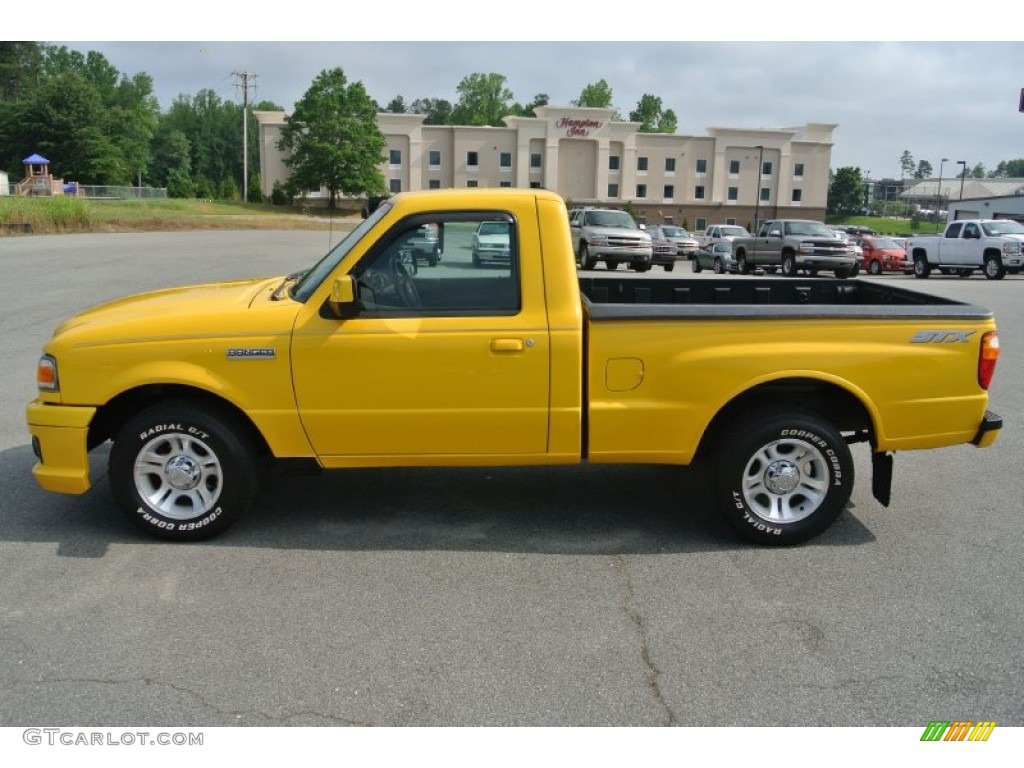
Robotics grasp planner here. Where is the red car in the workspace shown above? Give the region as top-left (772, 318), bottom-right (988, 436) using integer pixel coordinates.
top-left (861, 236), bottom-right (912, 275)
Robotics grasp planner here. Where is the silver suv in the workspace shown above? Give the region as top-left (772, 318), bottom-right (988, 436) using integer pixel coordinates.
top-left (569, 207), bottom-right (652, 271)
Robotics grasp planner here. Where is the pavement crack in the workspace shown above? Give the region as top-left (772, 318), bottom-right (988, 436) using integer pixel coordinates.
top-left (615, 556), bottom-right (677, 726)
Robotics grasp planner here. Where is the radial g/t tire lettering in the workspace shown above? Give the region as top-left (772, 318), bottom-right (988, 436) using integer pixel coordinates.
top-left (109, 401), bottom-right (259, 541)
top-left (714, 410), bottom-right (854, 545)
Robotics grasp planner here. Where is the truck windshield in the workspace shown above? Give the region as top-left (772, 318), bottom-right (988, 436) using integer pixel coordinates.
top-left (290, 201), bottom-right (392, 302)
top-left (720, 226), bottom-right (749, 237)
top-left (981, 221), bottom-right (1024, 236)
top-left (785, 222), bottom-right (832, 237)
top-left (585, 211), bottom-right (638, 229)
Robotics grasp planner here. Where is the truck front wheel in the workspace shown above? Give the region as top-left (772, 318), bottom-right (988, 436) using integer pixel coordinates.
top-left (983, 255), bottom-right (1005, 280)
top-left (109, 402), bottom-right (259, 541)
top-left (781, 254), bottom-right (797, 277)
top-left (714, 410), bottom-right (853, 545)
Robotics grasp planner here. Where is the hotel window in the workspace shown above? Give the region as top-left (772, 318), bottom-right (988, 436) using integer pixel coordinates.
top-left (467, 179), bottom-right (478, 187)
top-left (499, 151), bottom-right (512, 170)
top-left (729, 160), bottom-right (740, 174)
top-left (762, 161), bottom-right (773, 176)
top-left (609, 155), bottom-right (620, 172)
top-left (428, 179), bottom-right (441, 189)
top-left (696, 159), bottom-right (707, 174)
top-left (665, 157), bottom-right (676, 173)
top-left (637, 156), bottom-right (648, 173)
top-left (760, 188), bottom-right (770, 202)
top-left (499, 181), bottom-right (512, 188)
top-left (530, 153), bottom-right (542, 169)
top-left (695, 218), bottom-right (707, 231)
top-left (636, 184), bottom-right (647, 198)
top-left (428, 150), bottom-right (441, 169)
top-left (530, 181), bottom-right (541, 189)
top-left (663, 184), bottom-right (674, 200)
top-left (467, 151), bottom-right (479, 169)
top-left (389, 149), bottom-right (401, 166)
top-left (389, 179), bottom-right (401, 193)
top-left (792, 189), bottom-right (803, 202)
top-left (608, 183), bottom-right (619, 198)
top-left (728, 186), bottom-right (738, 201)
top-left (694, 185), bottom-right (705, 200)
top-left (794, 163), bottom-right (805, 178)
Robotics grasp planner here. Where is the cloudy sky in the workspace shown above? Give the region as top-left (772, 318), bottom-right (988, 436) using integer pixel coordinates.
top-left (31, 4), bottom-right (1024, 181)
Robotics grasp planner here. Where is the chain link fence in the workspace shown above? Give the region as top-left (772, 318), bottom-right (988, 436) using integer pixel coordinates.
top-left (74, 185), bottom-right (168, 199)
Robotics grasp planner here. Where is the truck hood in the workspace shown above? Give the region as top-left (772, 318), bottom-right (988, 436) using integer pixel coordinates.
top-left (51, 276), bottom-right (291, 344)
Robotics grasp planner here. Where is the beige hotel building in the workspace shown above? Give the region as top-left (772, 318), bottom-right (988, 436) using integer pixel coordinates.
top-left (256, 106), bottom-right (835, 230)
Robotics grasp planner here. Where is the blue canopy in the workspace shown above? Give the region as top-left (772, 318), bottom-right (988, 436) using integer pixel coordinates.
top-left (23, 153), bottom-right (50, 164)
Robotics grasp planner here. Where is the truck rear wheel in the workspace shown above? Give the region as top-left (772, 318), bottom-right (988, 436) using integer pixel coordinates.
top-left (109, 401), bottom-right (258, 541)
top-left (736, 253), bottom-right (751, 275)
top-left (714, 410), bottom-right (853, 545)
top-left (913, 254), bottom-right (931, 278)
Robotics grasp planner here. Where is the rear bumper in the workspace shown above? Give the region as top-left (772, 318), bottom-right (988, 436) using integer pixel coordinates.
top-left (972, 410), bottom-right (1002, 448)
top-left (25, 400), bottom-right (96, 494)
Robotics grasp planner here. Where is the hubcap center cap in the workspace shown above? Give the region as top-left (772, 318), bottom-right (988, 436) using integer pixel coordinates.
top-left (165, 456), bottom-right (201, 490)
top-left (765, 461), bottom-right (800, 494)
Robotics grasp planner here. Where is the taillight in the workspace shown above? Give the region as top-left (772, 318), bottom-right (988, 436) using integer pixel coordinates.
top-left (978, 332), bottom-right (999, 390)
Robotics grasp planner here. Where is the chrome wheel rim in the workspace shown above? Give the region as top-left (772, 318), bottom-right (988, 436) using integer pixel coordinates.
top-left (741, 437), bottom-right (828, 524)
top-left (133, 432), bottom-right (223, 519)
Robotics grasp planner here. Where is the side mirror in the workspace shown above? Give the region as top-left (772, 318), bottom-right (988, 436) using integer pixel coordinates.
top-left (327, 276), bottom-right (358, 318)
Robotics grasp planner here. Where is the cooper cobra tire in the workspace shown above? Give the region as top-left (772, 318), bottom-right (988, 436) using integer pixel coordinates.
top-left (109, 401), bottom-right (258, 541)
top-left (714, 410), bottom-right (853, 545)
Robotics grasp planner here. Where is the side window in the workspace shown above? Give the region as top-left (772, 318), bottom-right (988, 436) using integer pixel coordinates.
top-left (945, 223), bottom-right (963, 239)
top-left (963, 223), bottom-right (979, 238)
top-left (351, 213), bottom-right (519, 317)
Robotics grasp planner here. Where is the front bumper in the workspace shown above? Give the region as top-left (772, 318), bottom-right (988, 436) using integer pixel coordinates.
top-left (26, 400), bottom-right (96, 494)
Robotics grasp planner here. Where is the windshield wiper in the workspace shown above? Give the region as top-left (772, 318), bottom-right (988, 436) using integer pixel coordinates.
top-left (270, 269), bottom-right (308, 301)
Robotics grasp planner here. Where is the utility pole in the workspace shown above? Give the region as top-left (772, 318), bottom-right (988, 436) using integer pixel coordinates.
top-left (232, 71), bottom-right (258, 202)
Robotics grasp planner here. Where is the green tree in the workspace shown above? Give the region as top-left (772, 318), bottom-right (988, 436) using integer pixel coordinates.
top-left (573, 79), bottom-right (613, 108)
top-left (383, 95), bottom-right (407, 113)
top-left (0, 42), bottom-right (44, 102)
top-left (913, 160), bottom-right (933, 179)
top-left (899, 150), bottom-right (914, 179)
top-left (510, 93), bottom-right (548, 117)
top-left (971, 163), bottom-right (985, 178)
top-left (988, 159), bottom-right (1024, 178)
top-left (629, 94), bottom-right (677, 133)
top-left (828, 167), bottom-right (864, 216)
top-left (277, 67), bottom-right (386, 209)
top-left (409, 97), bottom-right (453, 125)
top-left (451, 73), bottom-right (513, 127)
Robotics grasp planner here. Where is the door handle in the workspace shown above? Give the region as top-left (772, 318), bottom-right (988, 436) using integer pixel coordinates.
top-left (490, 338), bottom-right (524, 353)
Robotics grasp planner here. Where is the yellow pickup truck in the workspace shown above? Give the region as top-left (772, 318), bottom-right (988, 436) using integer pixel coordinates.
top-left (26, 189), bottom-right (1002, 545)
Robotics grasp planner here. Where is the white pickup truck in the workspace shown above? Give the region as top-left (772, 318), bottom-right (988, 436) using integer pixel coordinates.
top-left (698, 224), bottom-right (750, 248)
top-left (907, 219), bottom-right (1024, 280)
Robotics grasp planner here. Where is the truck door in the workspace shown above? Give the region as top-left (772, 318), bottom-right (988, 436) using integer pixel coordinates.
top-left (290, 210), bottom-right (552, 459)
top-left (939, 222), bottom-right (963, 265)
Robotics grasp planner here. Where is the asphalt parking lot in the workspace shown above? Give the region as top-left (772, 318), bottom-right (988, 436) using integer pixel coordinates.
top-left (1, 231), bottom-right (1021, 727)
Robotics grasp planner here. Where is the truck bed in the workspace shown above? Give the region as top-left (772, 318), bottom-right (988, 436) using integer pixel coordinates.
top-left (578, 277), bottom-right (993, 320)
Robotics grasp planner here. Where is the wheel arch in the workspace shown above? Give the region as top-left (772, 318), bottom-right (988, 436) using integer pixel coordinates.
top-left (89, 384), bottom-right (271, 459)
top-left (695, 376), bottom-right (875, 462)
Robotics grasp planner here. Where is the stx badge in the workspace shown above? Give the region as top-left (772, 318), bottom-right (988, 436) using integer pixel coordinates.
top-left (910, 330), bottom-right (977, 344)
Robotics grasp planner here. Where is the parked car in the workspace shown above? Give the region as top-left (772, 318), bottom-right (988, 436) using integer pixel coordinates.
top-left (400, 224), bottom-right (441, 267)
top-left (691, 242), bottom-right (736, 273)
top-left (569, 207), bottom-right (652, 271)
top-left (644, 225), bottom-right (685, 271)
top-left (471, 220), bottom-right (511, 266)
top-left (860, 236), bottom-right (912, 275)
top-left (658, 225), bottom-right (700, 259)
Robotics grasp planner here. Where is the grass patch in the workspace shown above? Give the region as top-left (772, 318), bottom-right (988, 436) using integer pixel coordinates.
top-left (828, 215), bottom-right (946, 236)
top-left (0, 197), bottom-right (354, 235)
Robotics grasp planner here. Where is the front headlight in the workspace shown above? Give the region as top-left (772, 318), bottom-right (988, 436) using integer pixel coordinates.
top-left (37, 355), bottom-right (59, 392)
